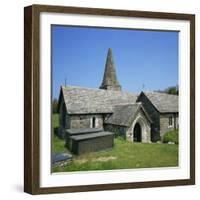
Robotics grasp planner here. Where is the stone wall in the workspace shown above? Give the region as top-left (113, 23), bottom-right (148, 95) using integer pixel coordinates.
top-left (137, 93), bottom-right (160, 141)
top-left (65, 113), bottom-right (71, 129)
top-left (104, 124), bottom-right (127, 139)
top-left (58, 100), bottom-right (70, 138)
top-left (58, 100), bottom-right (71, 128)
top-left (58, 101), bottom-right (64, 128)
top-left (102, 85), bottom-right (121, 91)
top-left (160, 113), bottom-right (179, 139)
top-left (105, 109), bottom-right (151, 143)
top-left (58, 98), bottom-right (104, 137)
top-left (70, 114), bottom-right (103, 129)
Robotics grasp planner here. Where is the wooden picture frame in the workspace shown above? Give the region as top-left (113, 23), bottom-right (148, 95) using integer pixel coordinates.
top-left (24, 4), bottom-right (195, 194)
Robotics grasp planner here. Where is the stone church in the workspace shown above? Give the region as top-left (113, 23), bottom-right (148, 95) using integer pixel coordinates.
top-left (57, 48), bottom-right (178, 154)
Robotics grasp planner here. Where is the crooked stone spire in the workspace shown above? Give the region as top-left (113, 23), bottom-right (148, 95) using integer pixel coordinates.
top-left (99, 48), bottom-right (121, 91)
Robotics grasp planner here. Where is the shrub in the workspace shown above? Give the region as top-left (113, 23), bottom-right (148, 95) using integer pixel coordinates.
top-left (163, 130), bottom-right (179, 144)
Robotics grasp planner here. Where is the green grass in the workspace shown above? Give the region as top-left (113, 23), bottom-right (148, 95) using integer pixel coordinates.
top-left (52, 114), bottom-right (178, 172)
top-left (52, 114), bottom-right (65, 153)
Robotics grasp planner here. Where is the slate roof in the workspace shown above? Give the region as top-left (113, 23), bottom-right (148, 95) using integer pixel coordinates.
top-left (142, 92), bottom-right (178, 113)
top-left (105, 103), bottom-right (152, 127)
top-left (60, 85), bottom-right (138, 114)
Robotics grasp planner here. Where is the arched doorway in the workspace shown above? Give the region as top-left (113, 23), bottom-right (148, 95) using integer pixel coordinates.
top-left (133, 123), bottom-right (142, 142)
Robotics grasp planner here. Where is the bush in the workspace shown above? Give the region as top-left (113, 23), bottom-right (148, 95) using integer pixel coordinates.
top-left (163, 130), bottom-right (179, 144)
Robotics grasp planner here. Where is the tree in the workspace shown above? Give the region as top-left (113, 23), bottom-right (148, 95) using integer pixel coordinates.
top-left (164, 86), bottom-right (179, 95)
top-left (52, 98), bottom-right (58, 113)
top-left (154, 85), bottom-right (179, 95)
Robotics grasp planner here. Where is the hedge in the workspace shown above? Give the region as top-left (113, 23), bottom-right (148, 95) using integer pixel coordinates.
top-left (163, 130), bottom-right (178, 144)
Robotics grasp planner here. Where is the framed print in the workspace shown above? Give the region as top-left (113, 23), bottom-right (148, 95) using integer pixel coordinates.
top-left (24, 4), bottom-right (195, 194)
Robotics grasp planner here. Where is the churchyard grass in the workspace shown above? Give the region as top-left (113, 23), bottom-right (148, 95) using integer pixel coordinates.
top-left (52, 114), bottom-right (178, 172)
top-left (52, 114), bottom-right (66, 153)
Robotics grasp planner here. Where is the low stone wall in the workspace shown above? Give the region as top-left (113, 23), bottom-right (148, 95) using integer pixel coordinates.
top-left (104, 124), bottom-right (127, 139)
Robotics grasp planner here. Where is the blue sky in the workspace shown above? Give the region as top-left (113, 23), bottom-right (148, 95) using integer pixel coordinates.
top-left (52, 25), bottom-right (178, 99)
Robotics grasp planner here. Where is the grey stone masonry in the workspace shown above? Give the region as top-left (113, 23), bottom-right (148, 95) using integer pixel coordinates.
top-left (70, 114), bottom-right (103, 129)
top-left (104, 105), bottom-right (152, 143)
top-left (136, 92), bottom-right (160, 141)
top-left (66, 128), bottom-right (103, 135)
top-left (137, 92), bottom-right (178, 141)
top-left (160, 113), bottom-right (178, 139)
top-left (104, 124), bottom-right (127, 139)
top-left (99, 48), bottom-right (121, 91)
top-left (126, 108), bottom-right (151, 143)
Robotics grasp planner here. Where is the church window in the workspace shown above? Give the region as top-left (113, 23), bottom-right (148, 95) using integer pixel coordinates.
top-left (169, 116), bottom-right (173, 127)
top-left (92, 117), bottom-right (96, 128)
